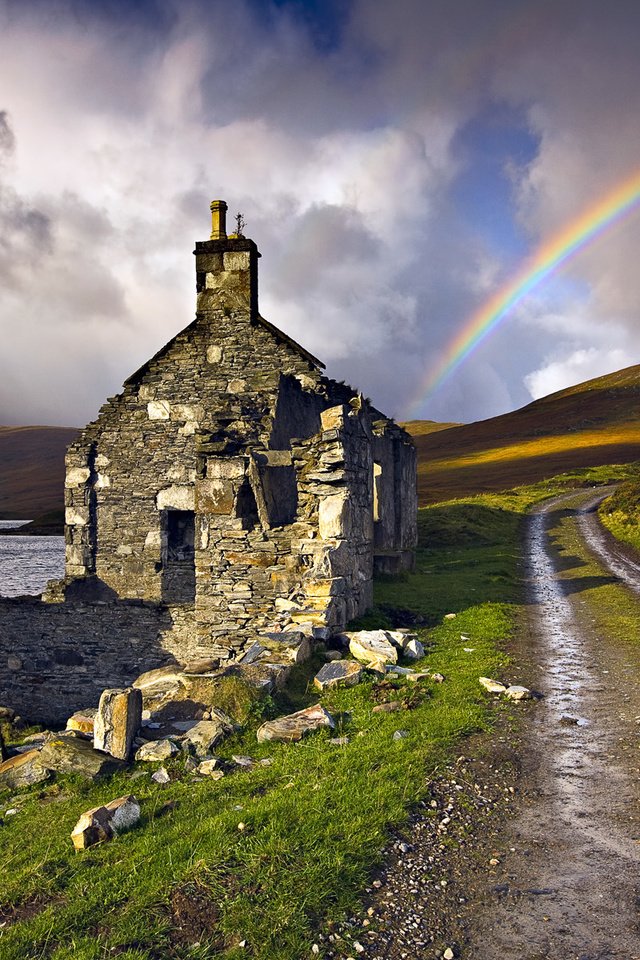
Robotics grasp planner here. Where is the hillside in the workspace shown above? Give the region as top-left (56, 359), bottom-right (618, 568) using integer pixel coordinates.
top-left (0, 425), bottom-right (79, 520)
top-left (405, 363), bottom-right (640, 504)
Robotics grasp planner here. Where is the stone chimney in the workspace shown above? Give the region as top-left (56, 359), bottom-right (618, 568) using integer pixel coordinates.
top-left (195, 199), bottom-right (260, 320)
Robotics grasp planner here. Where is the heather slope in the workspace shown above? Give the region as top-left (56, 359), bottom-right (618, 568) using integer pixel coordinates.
top-left (405, 362), bottom-right (640, 504)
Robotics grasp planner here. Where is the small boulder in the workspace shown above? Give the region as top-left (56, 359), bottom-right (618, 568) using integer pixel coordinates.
top-left (479, 677), bottom-right (507, 695)
top-left (257, 704), bottom-right (335, 743)
top-left (151, 767), bottom-right (171, 784)
top-left (71, 795), bottom-right (140, 850)
top-left (0, 749), bottom-right (50, 790)
top-left (135, 739), bottom-right (179, 762)
top-left (347, 631), bottom-right (398, 666)
top-left (313, 660), bottom-right (363, 692)
top-left (322, 649), bottom-right (343, 662)
top-left (94, 687), bottom-right (143, 760)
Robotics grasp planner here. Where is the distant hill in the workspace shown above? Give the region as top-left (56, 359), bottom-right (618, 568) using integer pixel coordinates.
top-left (0, 426), bottom-right (79, 520)
top-left (404, 363), bottom-right (640, 505)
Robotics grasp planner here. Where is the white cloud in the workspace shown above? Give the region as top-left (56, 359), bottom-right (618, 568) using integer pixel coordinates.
top-left (525, 346), bottom-right (630, 401)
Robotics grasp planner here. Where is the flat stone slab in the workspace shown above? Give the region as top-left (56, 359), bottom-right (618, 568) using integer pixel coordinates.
top-left (313, 660), bottom-right (363, 691)
top-left (39, 735), bottom-right (127, 780)
top-left (347, 631), bottom-right (398, 666)
top-left (479, 677), bottom-right (508, 695)
top-left (257, 704), bottom-right (335, 743)
top-left (0, 749), bottom-right (50, 790)
top-left (505, 685), bottom-right (532, 701)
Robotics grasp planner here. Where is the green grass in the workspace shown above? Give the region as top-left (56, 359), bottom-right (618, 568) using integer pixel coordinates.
top-left (1, 460), bottom-right (637, 960)
top-left (598, 467), bottom-right (640, 552)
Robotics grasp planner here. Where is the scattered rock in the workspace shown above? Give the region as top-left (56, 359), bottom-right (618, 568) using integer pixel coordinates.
top-left (393, 730), bottom-right (409, 740)
top-left (257, 704), bottom-right (335, 743)
top-left (94, 687), bottom-right (143, 760)
top-left (347, 630), bottom-right (399, 666)
top-left (0, 750), bottom-right (50, 790)
top-left (505, 685), bottom-right (532, 701)
top-left (39, 735), bottom-right (126, 780)
top-left (329, 736), bottom-right (349, 746)
top-left (479, 677), bottom-right (508, 695)
top-left (182, 710), bottom-right (235, 756)
top-left (406, 672), bottom-right (433, 682)
top-left (71, 795), bottom-right (140, 850)
top-left (66, 710), bottom-right (96, 736)
top-left (372, 701), bottom-right (403, 714)
top-left (403, 638), bottom-right (425, 660)
top-left (152, 767), bottom-right (171, 784)
top-left (322, 649), bottom-right (343, 662)
top-left (314, 660), bottom-right (363, 691)
top-left (261, 631), bottom-right (312, 664)
top-left (182, 657), bottom-right (220, 675)
top-left (197, 759), bottom-right (224, 778)
top-left (386, 665), bottom-right (415, 676)
top-left (238, 642), bottom-right (267, 665)
top-left (232, 755), bottom-right (254, 767)
top-left (444, 613), bottom-right (456, 620)
top-left (431, 673), bottom-right (445, 683)
top-left (135, 739), bottom-right (179, 762)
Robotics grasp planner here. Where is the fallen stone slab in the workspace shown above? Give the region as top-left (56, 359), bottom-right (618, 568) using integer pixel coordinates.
top-left (479, 677), bottom-right (508, 695)
top-left (94, 687), bottom-right (143, 761)
top-left (313, 660), bottom-right (363, 691)
top-left (505, 685), bottom-right (533, 701)
top-left (182, 710), bottom-right (235, 756)
top-left (257, 704), bottom-right (335, 743)
top-left (0, 749), bottom-right (50, 790)
top-left (135, 739), bottom-right (179, 762)
top-left (347, 631), bottom-right (398, 666)
top-left (39, 735), bottom-right (127, 780)
top-left (71, 794), bottom-right (140, 850)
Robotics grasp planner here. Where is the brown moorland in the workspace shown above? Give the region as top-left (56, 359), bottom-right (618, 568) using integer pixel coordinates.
top-left (0, 425), bottom-right (78, 520)
top-left (404, 362), bottom-right (640, 505)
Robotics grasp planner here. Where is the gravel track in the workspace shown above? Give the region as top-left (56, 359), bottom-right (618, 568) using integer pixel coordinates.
top-left (322, 491), bottom-right (640, 960)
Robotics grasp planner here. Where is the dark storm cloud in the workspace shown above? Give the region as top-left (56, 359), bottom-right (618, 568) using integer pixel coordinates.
top-left (0, 0), bottom-right (639, 425)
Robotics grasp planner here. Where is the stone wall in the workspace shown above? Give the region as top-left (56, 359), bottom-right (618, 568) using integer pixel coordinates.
top-left (0, 597), bottom-right (195, 724)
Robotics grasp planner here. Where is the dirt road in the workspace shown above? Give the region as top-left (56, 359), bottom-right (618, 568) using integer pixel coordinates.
top-left (465, 490), bottom-right (640, 959)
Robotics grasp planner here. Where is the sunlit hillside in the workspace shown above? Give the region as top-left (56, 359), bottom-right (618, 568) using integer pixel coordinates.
top-left (404, 363), bottom-right (640, 505)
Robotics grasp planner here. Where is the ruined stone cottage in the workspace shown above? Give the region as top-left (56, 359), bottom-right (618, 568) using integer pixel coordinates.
top-left (0, 201), bottom-right (416, 722)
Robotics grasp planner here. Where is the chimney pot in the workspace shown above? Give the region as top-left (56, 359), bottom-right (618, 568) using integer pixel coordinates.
top-left (210, 200), bottom-right (228, 240)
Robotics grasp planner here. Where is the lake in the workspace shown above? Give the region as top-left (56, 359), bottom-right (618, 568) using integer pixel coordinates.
top-left (0, 521), bottom-right (65, 597)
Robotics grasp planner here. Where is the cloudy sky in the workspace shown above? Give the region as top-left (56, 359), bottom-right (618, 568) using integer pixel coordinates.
top-left (1, 0), bottom-right (640, 427)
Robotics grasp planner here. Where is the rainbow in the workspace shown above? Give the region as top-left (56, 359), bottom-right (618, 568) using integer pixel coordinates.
top-left (404, 167), bottom-right (640, 417)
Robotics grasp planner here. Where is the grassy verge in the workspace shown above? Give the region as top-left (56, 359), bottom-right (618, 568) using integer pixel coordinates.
top-left (598, 466), bottom-right (640, 552)
top-left (0, 461), bottom-right (636, 960)
top-left (546, 488), bottom-right (640, 646)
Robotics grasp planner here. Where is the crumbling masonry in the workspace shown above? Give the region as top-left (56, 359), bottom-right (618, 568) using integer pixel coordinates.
top-left (0, 201), bottom-right (417, 722)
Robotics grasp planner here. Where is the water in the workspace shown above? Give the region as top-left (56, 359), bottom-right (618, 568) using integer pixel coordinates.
top-left (0, 520), bottom-right (65, 597)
